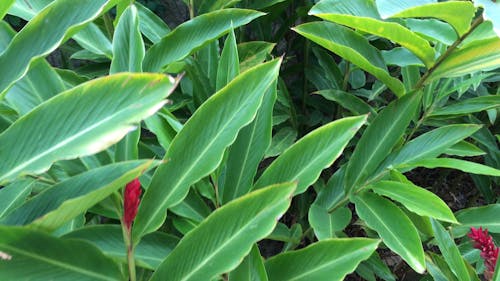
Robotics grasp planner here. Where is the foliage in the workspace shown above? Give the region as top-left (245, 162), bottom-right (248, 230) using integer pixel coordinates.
top-left (0, 0), bottom-right (499, 280)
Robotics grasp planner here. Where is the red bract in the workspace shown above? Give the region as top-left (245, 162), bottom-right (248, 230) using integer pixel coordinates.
top-left (468, 227), bottom-right (499, 279)
top-left (123, 178), bottom-right (142, 230)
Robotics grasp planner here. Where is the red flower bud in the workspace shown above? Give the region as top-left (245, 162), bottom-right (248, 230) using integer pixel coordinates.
top-left (468, 227), bottom-right (499, 279)
top-left (123, 178), bottom-right (142, 230)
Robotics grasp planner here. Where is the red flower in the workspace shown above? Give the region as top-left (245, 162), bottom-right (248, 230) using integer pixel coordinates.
top-left (468, 227), bottom-right (499, 279)
top-left (123, 178), bottom-right (142, 230)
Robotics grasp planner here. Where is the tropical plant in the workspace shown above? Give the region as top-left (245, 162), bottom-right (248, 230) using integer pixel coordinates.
top-left (0, 0), bottom-right (499, 280)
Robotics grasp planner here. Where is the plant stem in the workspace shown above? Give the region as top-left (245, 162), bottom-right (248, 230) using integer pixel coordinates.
top-left (189, 0), bottom-right (195, 19)
top-left (122, 224), bottom-right (137, 281)
top-left (103, 13), bottom-right (114, 40)
top-left (413, 16), bottom-right (484, 90)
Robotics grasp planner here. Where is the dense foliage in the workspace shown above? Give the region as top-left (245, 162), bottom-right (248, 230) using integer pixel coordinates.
top-left (0, 0), bottom-right (499, 280)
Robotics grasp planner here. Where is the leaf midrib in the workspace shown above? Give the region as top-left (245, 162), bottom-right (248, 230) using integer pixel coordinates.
top-left (141, 76), bottom-right (275, 235)
top-left (348, 95), bottom-right (416, 189)
top-left (1, 84), bottom-right (152, 181)
top-left (178, 197), bottom-right (287, 281)
top-left (357, 196), bottom-right (422, 269)
top-left (0, 244), bottom-right (118, 281)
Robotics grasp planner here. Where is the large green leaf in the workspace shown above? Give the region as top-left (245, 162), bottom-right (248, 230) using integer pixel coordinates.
top-left (375, 0), bottom-right (435, 19)
top-left (310, 0), bottom-right (435, 67)
top-left (0, 161), bottom-right (154, 231)
top-left (344, 91), bottom-right (421, 193)
top-left (453, 204), bottom-right (500, 234)
top-left (379, 124), bottom-right (481, 170)
top-left (293, 22), bottom-right (405, 96)
top-left (429, 95), bottom-right (500, 116)
top-left (0, 226), bottom-right (123, 280)
top-left (229, 244), bottom-right (268, 281)
top-left (4, 58), bottom-right (66, 116)
top-left (399, 158), bottom-right (500, 176)
top-left (315, 90), bottom-right (377, 118)
top-left (0, 0), bottom-right (109, 97)
top-left (0, 73), bottom-right (175, 184)
top-left (370, 181), bottom-right (457, 223)
top-left (64, 225), bottom-right (179, 270)
top-left (0, 179), bottom-right (34, 218)
top-left (431, 219), bottom-right (470, 281)
top-left (143, 9), bottom-right (263, 72)
top-left (0, 0), bottom-right (15, 20)
top-left (133, 59), bottom-right (282, 240)
top-left (110, 4), bottom-right (144, 73)
top-left (216, 28), bottom-right (239, 91)
top-left (427, 37), bottom-right (500, 82)
top-left (110, 4), bottom-right (145, 162)
top-left (149, 182), bottom-right (296, 281)
top-left (265, 238), bottom-right (379, 281)
top-left (238, 41), bottom-right (276, 72)
top-left (136, 2), bottom-right (170, 44)
top-left (254, 115), bottom-right (366, 194)
top-left (221, 83), bottom-right (276, 204)
top-left (389, 1), bottom-right (475, 36)
top-left (352, 191), bottom-right (426, 273)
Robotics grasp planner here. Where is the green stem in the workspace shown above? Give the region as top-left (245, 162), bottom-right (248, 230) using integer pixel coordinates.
top-left (103, 13), bottom-right (114, 40)
top-left (342, 62), bottom-right (351, 91)
top-left (123, 226), bottom-right (137, 281)
top-left (189, 0), bottom-right (195, 19)
top-left (413, 16), bottom-right (484, 90)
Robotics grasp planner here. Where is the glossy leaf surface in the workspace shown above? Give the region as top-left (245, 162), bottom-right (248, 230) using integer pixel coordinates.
top-left (150, 182), bottom-right (296, 281)
top-left (0, 73), bottom-right (175, 184)
top-left (134, 59), bottom-right (282, 240)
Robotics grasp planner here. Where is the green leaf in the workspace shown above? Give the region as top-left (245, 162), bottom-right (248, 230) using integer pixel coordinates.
top-left (221, 83), bottom-right (276, 204)
top-left (429, 95), bottom-right (500, 116)
top-left (265, 127), bottom-right (297, 158)
top-left (110, 4), bottom-right (145, 162)
top-left (315, 90), bottom-right (377, 118)
top-left (216, 28), bottom-right (239, 91)
top-left (63, 225), bottom-right (179, 270)
top-left (265, 238), bottom-right (379, 281)
top-left (399, 158), bottom-right (500, 176)
top-left (293, 21), bottom-right (405, 96)
top-left (73, 24), bottom-right (113, 58)
top-left (310, 0), bottom-right (435, 67)
top-left (238, 41), bottom-right (276, 72)
top-left (110, 4), bottom-right (144, 73)
top-left (406, 19), bottom-right (457, 46)
top-left (454, 204), bottom-right (500, 234)
top-left (143, 9), bottom-right (264, 72)
top-left (427, 37), bottom-right (500, 82)
top-left (0, 161), bottom-right (154, 231)
top-left (389, 1), bottom-right (475, 36)
top-left (149, 182), bottom-right (296, 281)
top-left (0, 179), bottom-right (34, 218)
top-left (0, 226), bottom-right (123, 280)
top-left (133, 59), bottom-right (282, 240)
top-left (375, 0), bottom-right (436, 19)
top-left (309, 205), bottom-right (351, 240)
top-left (430, 219), bottom-right (471, 281)
top-left (344, 91), bottom-right (421, 193)
top-left (352, 191), bottom-right (426, 273)
top-left (445, 141), bottom-right (486, 157)
top-left (0, 73), bottom-right (175, 184)
top-left (254, 115), bottom-right (367, 194)
top-left (229, 244), bottom-right (269, 281)
top-left (4, 58), bottom-right (66, 116)
top-left (370, 181), bottom-right (457, 223)
top-left (0, 0), bottom-right (110, 97)
top-left (0, 0), bottom-right (15, 20)
top-left (379, 124), bottom-right (482, 170)
top-left (136, 2), bottom-right (170, 44)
